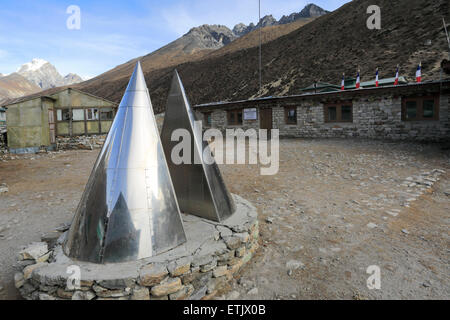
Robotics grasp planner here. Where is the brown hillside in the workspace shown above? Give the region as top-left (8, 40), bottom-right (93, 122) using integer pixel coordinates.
top-left (79, 0), bottom-right (450, 113)
top-left (0, 73), bottom-right (41, 104)
top-left (207, 18), bottom-right (314, 58)
top-left (79, 18), bottom-right (316, 93)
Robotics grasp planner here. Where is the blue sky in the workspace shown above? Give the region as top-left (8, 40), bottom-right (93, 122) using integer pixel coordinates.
top-left (0, 0), bottom-right (350, 79)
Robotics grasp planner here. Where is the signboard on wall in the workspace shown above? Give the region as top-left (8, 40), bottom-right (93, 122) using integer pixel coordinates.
top-left (244, 108), bottom-right (258, 121)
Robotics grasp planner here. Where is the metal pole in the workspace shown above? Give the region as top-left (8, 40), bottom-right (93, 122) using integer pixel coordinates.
top-left (444, 18), bottom-right (450, 59)
top-left (259, 0), bottom-right (262, 96)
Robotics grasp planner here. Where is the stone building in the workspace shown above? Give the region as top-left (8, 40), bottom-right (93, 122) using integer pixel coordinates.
top-left (1, 88), bottom-right (118, 154)
top-left (195, 80), bottom-right (450, 142)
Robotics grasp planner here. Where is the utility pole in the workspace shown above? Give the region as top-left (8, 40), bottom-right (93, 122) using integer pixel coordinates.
top-left (258, 0), bottom-right (262, 97)
top-left (443, 18), bottom-right (450, 59)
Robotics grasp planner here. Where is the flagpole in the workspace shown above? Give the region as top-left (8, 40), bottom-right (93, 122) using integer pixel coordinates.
top-left (258, 0), bottom-right (262, 96)
top-left (443, 18), bottom-right (450, 60)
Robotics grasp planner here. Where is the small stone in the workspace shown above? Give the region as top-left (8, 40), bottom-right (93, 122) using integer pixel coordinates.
top-left (18, 242), bottom-right (48, 261)
top-left (367, 223), bottom-right (377, 229)
top-left (131, 286), bottom-right (150, 300)
top-left (200, 260), bottom-right (217, 273)
top-left (236, 246), bottom-right (246, 258)
top-left (192, 255), bottom-right (214, 268)
top-left (286, 260), bottom-right (305, 271)
top-left (247, 288), bottom-right (258, 295)
top-left (55, 223), bottom-right (71, 232)
top-left (227, 291), bottom-right (240, 300)
top-left (72, 291), bottom-right (96, 300)
top-left (402, 229), bottom-right (410, 235)
top-left (23, 263), bottom-right (46, 280)
top-left (265, 217), bottom-right (274, 224)
top-left (224, 236), bottom-right (241, 250)
top-left (14, 272), bottom-right (25, 288)
top-left (167, 257), bottom-right (192, 277)
top-left (217, 226), bottom-right (233, 238)
top-left (0, 183), bottom-right (8, 193)
top-left (93, 284), bottom-right (129, 298)
top-left (150, 295), bottom-right (169, 301)
top-left (169, 284), bottom-right (194, 300)
top-left (39, 293), bottom-right (58, 300)
top-left (36, 251), bottom-right (52, 263)
top-left (151, 278), bottom-right (182, 297)
top-left (98, 278), bottom-right (135, 290)
top-left (181, 270), bottom-right (199, 285)
top-left (57, 288), bottom-right (74, 299)
top-left (235, 232), bottom-right (250, 243)
top-left (139, 263), bottom-right (169, 286)
top-left (213, 266), bottom-right (229, 278)
top-left (386, 211), bottom-right (399, 217)
top-left (422, 281), bottom-right (431, 288)
top-left (41, 232), bottom-right (61, 249)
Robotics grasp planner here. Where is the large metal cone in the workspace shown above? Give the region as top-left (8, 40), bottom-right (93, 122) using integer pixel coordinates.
top-left (161, 70), bottom-right (236, 222)
top-left (63, 62), bottom-right (187, 264)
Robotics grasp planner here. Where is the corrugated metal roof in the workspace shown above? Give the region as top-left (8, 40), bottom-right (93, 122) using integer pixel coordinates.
top-left (195, 79), bottom-right (450, 109)
top-left (0, 87), bottom-right (117, 108)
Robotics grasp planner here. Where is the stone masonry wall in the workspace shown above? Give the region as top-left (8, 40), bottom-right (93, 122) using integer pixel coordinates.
top-left (14, 195), bottom-right (259, 301)
top-left (205, 94), bottom-right (449, 142)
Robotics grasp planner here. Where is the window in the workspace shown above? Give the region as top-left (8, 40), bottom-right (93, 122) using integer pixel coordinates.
top-left (285, 107), bottom-right (297, 125)
top-left (86, 108), bottom-right (99, 121)
top-left (227, 109), bottom-right (243, 125)
top-left (324, 103), bottom-right (353, 123)
top-left (100, 108), bottom-right (114, 120)
top-left (57, 109), bottom-right (71, 121)
top-left (402, 96), bottom-right (439, 121)
top-left (72, 109), bottom-right (85, 121)
top-left (204, 112), bottom-right (212, 127)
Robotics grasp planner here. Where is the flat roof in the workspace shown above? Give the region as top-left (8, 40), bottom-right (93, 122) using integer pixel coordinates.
top-left (195, 79), bottom-right (450, 109)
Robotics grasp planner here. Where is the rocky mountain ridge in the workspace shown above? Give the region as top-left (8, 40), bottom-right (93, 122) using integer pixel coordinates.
top-left (0, 59), bottom-right (83, 102)
top-left (16, 58), bottom-right (83, 90)
top-left (233, 3), bottom-right (329, 36)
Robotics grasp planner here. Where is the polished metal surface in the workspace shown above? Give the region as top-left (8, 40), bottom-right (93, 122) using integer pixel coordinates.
top-left (63, 62), bottom-right (187, 264)
top-left (161, 70), bottom-right (236, 222)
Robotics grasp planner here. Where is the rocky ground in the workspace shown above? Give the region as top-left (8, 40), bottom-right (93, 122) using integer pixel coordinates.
top-left (0, 138), bottom-right (449, 300)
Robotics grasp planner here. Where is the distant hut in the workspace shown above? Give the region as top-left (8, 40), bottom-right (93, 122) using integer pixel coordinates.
top-left (1, 88), bottom-right (118, 154)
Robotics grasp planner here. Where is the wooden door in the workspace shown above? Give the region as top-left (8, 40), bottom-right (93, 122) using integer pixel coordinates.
top-left (260, 108), bottom-right (273, 130)
top-left (260, 108), bottom-right (272, 139)
top-left (48, 109), bottom-right (56, 144)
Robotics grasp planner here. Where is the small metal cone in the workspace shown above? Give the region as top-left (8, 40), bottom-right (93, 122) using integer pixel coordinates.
top-left (161, 70), bottom-right (236, 222)
top-left (63, 62), bottom-right (187, 264)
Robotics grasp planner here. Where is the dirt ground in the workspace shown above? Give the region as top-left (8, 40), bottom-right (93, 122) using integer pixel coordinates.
top-left (0, 138), bottom-right (449, 300)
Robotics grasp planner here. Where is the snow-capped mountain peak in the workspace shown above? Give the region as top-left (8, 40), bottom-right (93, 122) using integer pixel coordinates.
top-left (17, 58), bottom-right (50, 73)
top-left (15, 58), bottom-right (83, 89)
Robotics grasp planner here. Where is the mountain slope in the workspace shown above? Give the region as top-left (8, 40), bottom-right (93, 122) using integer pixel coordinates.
top-left (0, 73), bottom-right (41, 103)
top-left (80, 4), bottom-right (323, 91)
top-left (79, 0), bottom-right (449, 114)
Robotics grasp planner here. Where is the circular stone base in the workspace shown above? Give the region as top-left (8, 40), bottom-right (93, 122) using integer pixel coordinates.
top-left (15, 194), bottom-right (259, 300)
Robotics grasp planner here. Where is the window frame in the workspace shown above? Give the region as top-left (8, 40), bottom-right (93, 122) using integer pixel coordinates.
top-left (227, 109), bottom-right (243, 126)
top-left (86, 108), bottom-right (99, 121)
top-left (401, 95), bottom-right (440, 121)
top-left (324, 102), bottom-right (353, 123)
top-left (203, 112), bottom-right (212, 127)
top-left (284, 106), bottom-right (298, 125)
